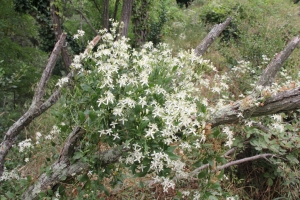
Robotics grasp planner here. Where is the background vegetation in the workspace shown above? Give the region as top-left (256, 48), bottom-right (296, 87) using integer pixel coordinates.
top-left (1, 0), bottom-right (300, 199)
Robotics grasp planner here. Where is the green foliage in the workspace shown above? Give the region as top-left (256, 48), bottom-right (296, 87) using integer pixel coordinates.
top-left (200, 1), bottom-right (248, 41)
top-left (1, 0), bottom-right (300, 199)
top-left (147, 0), bottom-right (168, 45)
top-left (0, 0), bottom-right (47, 133)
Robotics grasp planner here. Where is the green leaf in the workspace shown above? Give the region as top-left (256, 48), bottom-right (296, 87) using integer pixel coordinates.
top-left (47, 189), bottom-right (53, 195)
top-left (73, 152), bottom-right (83, 160)
top-left (211, 182), bottom-right (221, 190)
top-left (78, 111), bottom-right (86, 123)
top-left (88, 111), bottom-right (97, 122)
top-left (5, 192), bottom-right (15, 199)
top-left (165, 151), bottom-right (180, 160)
top-left (166, 146), bottom-right (177, 153)
top-left (200, 104), bottom-right (206, 113)
top-left (139, 181), bottom-right (145, 188)
top-left (78, 174), bottom-right (89, 182)
top-left (208, 195), bottom-right (219, 200)
top-left (51, 141), bottom-right (56, 147)
top-left (193, 160), bottom-right (202, 168)
top-left (198, 171), bottom-right (207, 179)
top-left (267, 178), bottom-right (273, 186)
top-left (61, 175), bottom-right (67, 181)
top-left (286, 154), bottom-right (299, 164)
top-left (0, 195), bottom-right (7, 200)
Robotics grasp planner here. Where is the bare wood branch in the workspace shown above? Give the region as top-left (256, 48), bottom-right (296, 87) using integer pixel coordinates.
top-left (0, 35), bottom-right (101, 179)
top-left (69, 0), bottom-right (98, 35)
top-left (33, 33), bottom-right (66, 106)
top-left (194, 17), bottom-right (232, 57)
top-left (190, 153), bottom-right (275, 177)
top-left (215, 153), bottom-right (275, 172)
top-left (252, 122), bottom-right (270, 134)
top-left (256, 36), bottom-right (300, 87)
top-left (210, 86), bottom-right (300, 127)
top-left (50, 0), bottom-right (72, 71)
top-left (0, 35), bottom-right (66, 177)
top-left (58, 127), bottom-right (86, 163)
top-left (22, 144), bottom-right (130, 199)
top-left (91, 0), bottom-right (102, 14)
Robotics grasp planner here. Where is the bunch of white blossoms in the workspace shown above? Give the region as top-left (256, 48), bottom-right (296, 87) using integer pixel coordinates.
top-left (64, 21), bottom-right (231, 191)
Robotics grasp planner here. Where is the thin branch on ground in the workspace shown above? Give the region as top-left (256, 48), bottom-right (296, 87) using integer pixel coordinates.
top-left (190, 153), bottom-right (276, 177)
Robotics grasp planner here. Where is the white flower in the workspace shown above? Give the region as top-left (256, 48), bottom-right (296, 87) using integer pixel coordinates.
top-left (112, 133), bottom-right (120, 140)
top-left (223, 127), bottom-right (235, 148)
top-left (77, 30), bottom-right (85, 36)
top-left (182, 191), bottom-right (190, 197)
top-left (138, 96), bottom-right (147, 108)
top-left (56, 77), bottom-right (69, 88)
top-left (272, 122), bottom-right (284, 132)
top-left (237, 112), bottom-right (244, 118)
top-left (36, 132), bottom-right (42, 141)
top-left (271, 114), bottom-right (282, 122)
top-left (161, 177), bottom-right (175, 193)
top-left (18, 139), bottom-right (32, 152)
top-left (193, 191), bottom-right (201, 200)
top-left (25, 158), bottom-right (29, 162)
top-left (245, 120), bottom-right (253, 127)
top-left (212, 86), bottom-right (221, 94)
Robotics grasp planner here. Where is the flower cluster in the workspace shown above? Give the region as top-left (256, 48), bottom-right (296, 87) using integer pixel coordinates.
top-left (18, 139), bottom-right (32, 152)
top-left (73, 29), bottom-right (85, 39)
top-left (0, 167), bottom-right (20, 181)
top-left (56, 77), bottom-right (69, 88)
top-left (222, 127), bottom-right (235, 148)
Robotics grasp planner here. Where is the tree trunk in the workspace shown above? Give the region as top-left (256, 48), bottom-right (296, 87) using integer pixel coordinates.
top-left (132, 0), bottom-right (151, 47)
top-left (50, 0), bottom-right (72, 72)
top-left (113, 0), bottom-right (120, 21)
top-left (120, 0), bottom-right (133, 37)
top-left (103, 0), bottom-right (110, 29)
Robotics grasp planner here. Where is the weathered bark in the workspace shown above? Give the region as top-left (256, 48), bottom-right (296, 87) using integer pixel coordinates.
top-left (103, 0), bottom-right (110, 29)
top-left (132, 0), bottom-right (151, 47)
top-left (210, 86), bottom-right (300, 127)
top-left (256, 36), bottom-right (300, 87)
top-left (120, 0), bottom-right (134, 37)
top-left (0, 34), bottom-right (66, 177)
top-left (50, 0), bottom-right (72, 72)
top-left (209, 35), bottom-right (300, 127)
top-left (113, 0), bottom-right (121, 21)
top-left (194, 17), bottom-right (232, 57)
top-left (190, 153), bottom-right (275, 178)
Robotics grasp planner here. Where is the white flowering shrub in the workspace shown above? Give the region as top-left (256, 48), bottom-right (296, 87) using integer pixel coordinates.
top-left (53, 22), bottom-right (236, 197)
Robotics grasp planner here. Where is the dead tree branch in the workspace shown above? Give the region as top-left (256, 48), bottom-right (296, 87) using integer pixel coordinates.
top-left (0, 34), bottom-right (66, 177)
top-left (50, 0), bottom-right (72, 71)
top-left (256, 36), bottom-right (300, 87)
top-left (22, 126), bottom-right (130, 200)
top-left (0, 35), bottom-right (101, 179)
top-left (210, 84), bottom-right (300, 127)
top-left (194, 17), bottom-right (232, 57)
top-left (191, 154), bottom-right (275, 177)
